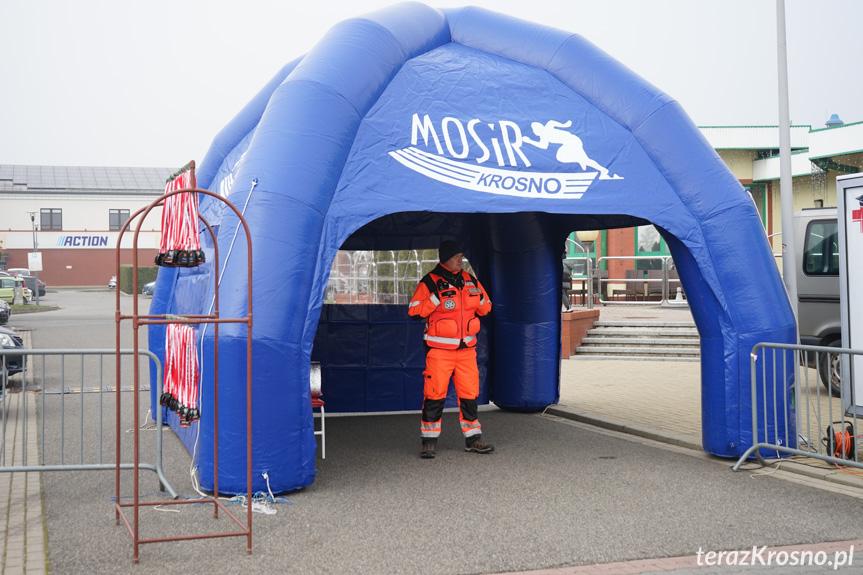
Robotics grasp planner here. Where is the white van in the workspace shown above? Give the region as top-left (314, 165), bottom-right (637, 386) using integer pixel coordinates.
top-left (794, 207), bottom-right (841, 395)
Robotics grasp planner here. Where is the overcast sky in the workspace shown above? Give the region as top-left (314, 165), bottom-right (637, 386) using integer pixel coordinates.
top-left (1, 0), bottom-right (860, 168)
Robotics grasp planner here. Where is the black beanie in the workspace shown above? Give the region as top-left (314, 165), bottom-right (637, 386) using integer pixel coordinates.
top-left (438, 240), bottom-right (463, 263)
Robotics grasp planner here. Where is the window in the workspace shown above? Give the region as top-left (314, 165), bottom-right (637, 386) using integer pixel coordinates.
top-left (325, 250), bottom-right (474, 305)
top-left (109, 209), bottom-right (130, 231)
top-left (637, 225), bottom-right (661, 253)
top-left (803, 220), bottom-right (839, 276)
top-left (634, 225), bottom-right (668, 270)
top-left (40, 208), bottom-right (62, 231)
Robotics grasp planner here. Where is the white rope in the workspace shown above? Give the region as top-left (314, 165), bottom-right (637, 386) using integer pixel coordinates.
top-left (263, 471), bottom-right (275, 503)
top-left (153, 505), bottom-right (181, 514)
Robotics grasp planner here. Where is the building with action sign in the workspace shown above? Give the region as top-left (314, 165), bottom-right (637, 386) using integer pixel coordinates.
top-left (0, 165), bottom-right (172, 286)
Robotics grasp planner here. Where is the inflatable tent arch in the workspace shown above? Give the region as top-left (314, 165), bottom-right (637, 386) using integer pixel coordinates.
top-left (149, 3), bottom-right (797, 494)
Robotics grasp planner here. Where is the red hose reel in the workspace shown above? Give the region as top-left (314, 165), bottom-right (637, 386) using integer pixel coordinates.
top-left (825, 422), bottom-right (856, 460)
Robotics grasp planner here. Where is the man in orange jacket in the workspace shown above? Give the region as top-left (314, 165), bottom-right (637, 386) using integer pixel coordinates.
top-left (408, 240), bottom-right (494, 459)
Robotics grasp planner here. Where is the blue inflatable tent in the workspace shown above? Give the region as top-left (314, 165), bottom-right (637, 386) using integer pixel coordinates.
top-left (150, 3), bottom-right (796, 494)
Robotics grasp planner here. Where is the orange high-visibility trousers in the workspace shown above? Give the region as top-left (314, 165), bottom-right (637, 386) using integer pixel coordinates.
top-left (420, 347), bottom-right (481, 442)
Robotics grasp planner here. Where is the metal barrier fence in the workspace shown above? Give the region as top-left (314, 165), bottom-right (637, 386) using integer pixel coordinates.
top-left (0, 348), bottom-right (177, 498)
top-left (568, 255), bottom-right (688, 307)
top-left (564, 254), bottom-right (594, 308)
top-left (733, 342), bottom-right (863, 472)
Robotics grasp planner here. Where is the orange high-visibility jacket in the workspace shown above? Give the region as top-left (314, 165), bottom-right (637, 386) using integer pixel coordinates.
top-left (408, 265), bottom-right (492, 350)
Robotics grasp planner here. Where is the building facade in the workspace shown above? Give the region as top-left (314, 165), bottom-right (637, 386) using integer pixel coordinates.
top-left (0, 165), bottom-right (172, 286)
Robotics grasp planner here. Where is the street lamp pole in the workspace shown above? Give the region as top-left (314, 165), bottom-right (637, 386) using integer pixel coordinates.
top-left (28, 212), bottom-right (40, 306)
top-left (776, 0), bottom-right (798, 323)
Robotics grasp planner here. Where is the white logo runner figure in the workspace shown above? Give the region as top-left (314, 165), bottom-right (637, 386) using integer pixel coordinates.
top-left (522, 120), bottom-right (622, 180)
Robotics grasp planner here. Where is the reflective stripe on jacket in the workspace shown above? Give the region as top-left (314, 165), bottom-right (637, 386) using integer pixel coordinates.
top-left (408, 265), bottom-right (491, 350)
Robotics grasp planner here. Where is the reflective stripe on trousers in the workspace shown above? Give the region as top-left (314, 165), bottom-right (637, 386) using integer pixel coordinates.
top-left (460, 419), bottom-right (481, 438)
top-left (421, 419), bottom-right (441, 438)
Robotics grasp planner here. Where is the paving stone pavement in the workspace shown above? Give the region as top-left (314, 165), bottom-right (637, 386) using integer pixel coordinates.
top-left (1, 330), bottom-right (47, 575)
top-left (560, 304), bottom-right (701, 445)
top-left (558, 303), bottom-right (863, 490)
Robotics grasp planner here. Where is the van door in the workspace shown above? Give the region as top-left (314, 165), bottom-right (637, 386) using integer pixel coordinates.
top-left (796, 216), bottom-right (840, 346)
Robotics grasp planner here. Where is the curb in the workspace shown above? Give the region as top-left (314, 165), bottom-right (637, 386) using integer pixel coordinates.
top-left (547, 405), bottom-right (863, 493)
top-left (545, 405), bottom-right (703, 451)
top-left (10, 305), bottom-right (60, 314)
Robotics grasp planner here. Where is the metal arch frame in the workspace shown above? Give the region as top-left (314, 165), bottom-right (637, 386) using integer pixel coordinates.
top-left (114, 163), bottom-right (255, 564)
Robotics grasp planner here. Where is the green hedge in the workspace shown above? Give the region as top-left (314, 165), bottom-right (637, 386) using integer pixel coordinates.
top-left (119, 265), bottom-right (159, 294)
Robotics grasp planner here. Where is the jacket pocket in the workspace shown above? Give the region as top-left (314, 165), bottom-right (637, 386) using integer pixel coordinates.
top-left (466, 317), bottom-right (480, 336)
top-left (464, 290), bottom-right (481, 310)
top-left (433, 318), bottom-right (459, 338)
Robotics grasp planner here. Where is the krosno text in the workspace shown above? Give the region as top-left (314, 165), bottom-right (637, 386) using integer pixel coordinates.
top-left (696, 546), bottom-right (854, 569)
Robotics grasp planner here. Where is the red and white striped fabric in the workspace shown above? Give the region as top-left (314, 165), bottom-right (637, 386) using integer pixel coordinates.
top-left (159, 170), bottom-right (200, 254)
top-left (163, 323), bottom-right (199, 425)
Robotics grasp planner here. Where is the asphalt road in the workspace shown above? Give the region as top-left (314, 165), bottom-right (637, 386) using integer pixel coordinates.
top-left (9, 290), bottom-right (863, 574)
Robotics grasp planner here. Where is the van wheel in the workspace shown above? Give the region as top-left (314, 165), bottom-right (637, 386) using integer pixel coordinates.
top-left (818, 340), bottom-right (842, 398)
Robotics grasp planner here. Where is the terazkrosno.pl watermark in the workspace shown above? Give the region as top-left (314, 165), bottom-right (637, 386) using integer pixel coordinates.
top-left (696, 546), bottom-right (854, 570)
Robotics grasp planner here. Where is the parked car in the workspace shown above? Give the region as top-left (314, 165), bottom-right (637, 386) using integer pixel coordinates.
top-left (5, 268), bottom-right (30, 277)
top-left (20, 275), bottom-right (47, 297)
top-left (0, 276), bottom-right (31, 304)
top-left (0, 300), bottom-right (10, 325)
top-left (794, 207), bottom-right (841, 396)
top-left (15, 274), bottom-right (44, 298)
top-left (142, 281), bottom-right (156, 296)
top-left (0, 325), bottom-right (25, 384)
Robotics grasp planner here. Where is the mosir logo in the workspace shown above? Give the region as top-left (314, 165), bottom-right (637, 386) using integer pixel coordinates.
top-left (388, 114), bottom-right (623, 199)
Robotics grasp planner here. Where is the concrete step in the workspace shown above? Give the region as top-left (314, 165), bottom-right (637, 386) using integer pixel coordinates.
top-left (593, 320), bottom-right (696, 329)
top-left (575, 346), bottom-right (701, 357)
top-left (575, 319), bottom-right (700, 361)
top-left (586, 327), bottom-right (699, 338)
top-left (570, 354), bottom-right (700, 362)
top-left (580, 337), bottom-right (700, 347)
